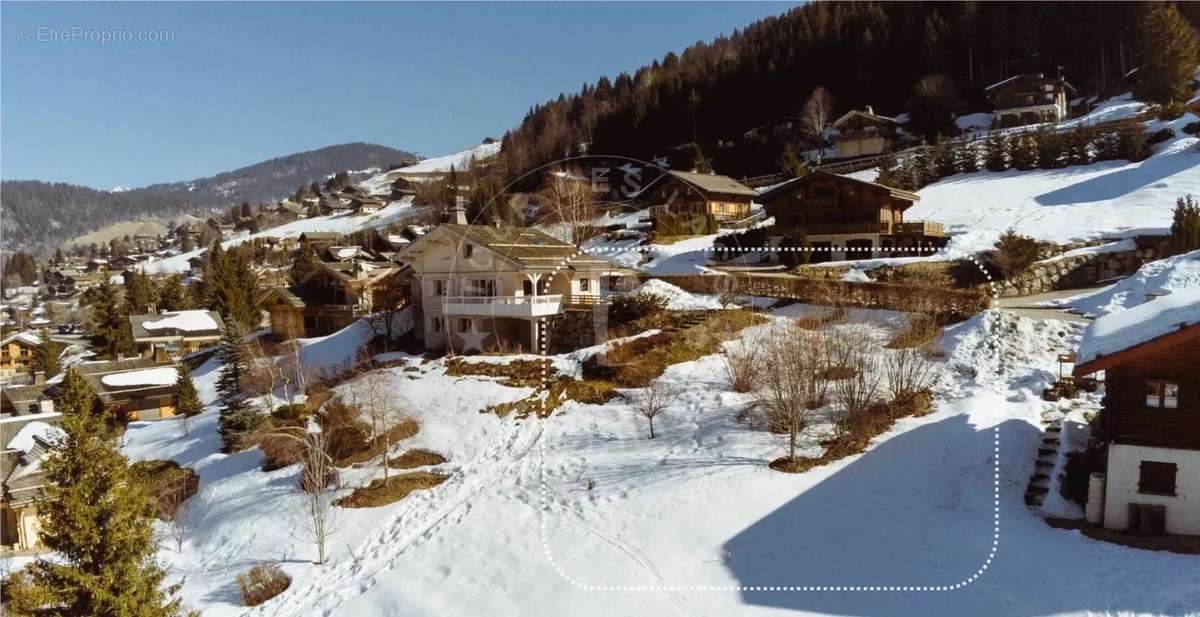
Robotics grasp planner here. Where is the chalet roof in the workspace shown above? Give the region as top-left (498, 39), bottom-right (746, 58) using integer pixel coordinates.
top-left (642, 170), bottom-right (757, 198)
top-left (2, 384), bottom-right (50, 408)
top-left (984, 73), bottom-right (1077, 94)
top-left (1, 331), bottom-right (41, 348)
top-left (756, 170), bottom-right (920, 204)
top-left (1074, 288), bottom-right (1200, 375)
top-left (398, 224), bottom-right (619, 273)
top-left (76, 360), bottom-right (179, 406)
top-left (300, 232), bottom-right (343, 242)
top-left (129, 310), bottom-right (224, 340)
top-left (831, 109), bottom-right (900, 130)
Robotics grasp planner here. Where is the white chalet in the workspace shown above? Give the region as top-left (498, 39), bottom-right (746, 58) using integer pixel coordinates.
top-left (396, 219), bottom-right (627, 354)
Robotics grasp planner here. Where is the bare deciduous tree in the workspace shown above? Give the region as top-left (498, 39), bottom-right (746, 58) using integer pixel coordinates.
top-left (538, 167), bottom-right (598, 247)
top-left (365, 276), bottom-right (409, 352)
top-left (830, 324), bottom-right (884, 437)
top-left (719, 339), bottom-right (759, 393)
top-left (629, 379), bottom-right (677, 439)
top-left (884, 345), bottom-right (940, 400)
top-left (164, 482), bottom-right (198, 553)
top-left (802, 86), bottom-right (835, 164)
top-left (351, 372), bottom-right (407, 481)
top-left (266, 426), bottom-right (342, 564)
top-left (753, 323), bottom-right (831, 461)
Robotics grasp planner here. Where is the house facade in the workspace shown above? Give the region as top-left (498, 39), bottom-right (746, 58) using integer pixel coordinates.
top-left (396, 222), bottom-right (621, 354)
top-left (830, 107), bottom-right (899, 159)
top-left (1, 421), bottom-right (63, 552)
top-left (258, 259), bottom-right (406, 339)
top-left (633, 170), bottom-right (756, 223)
top-left (986, 74), bottom-right (1075, 128)
top-left (758, 170), bottom-right (944, 262)
top-left (0, 332), bottom-right (40, 384)
top-left (1074, 290), bottom-right (1200, 536)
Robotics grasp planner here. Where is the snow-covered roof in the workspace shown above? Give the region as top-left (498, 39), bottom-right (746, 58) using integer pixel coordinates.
top-left (1075, 287), bottom-right (1200, 372)
top-left (1, 331), bottom-right (41, 347)
top-left (143, 310), bottom-right (219, 332)
top-left (99, 366), bottom-right (179, 388)
top-left (6, 421), bottom-right (64, 453)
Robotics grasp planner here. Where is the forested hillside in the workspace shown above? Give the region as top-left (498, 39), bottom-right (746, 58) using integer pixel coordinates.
top-left (497, 1), bottom-right (1199, 178)
top-left (1, 142), bottom-right (415, 254)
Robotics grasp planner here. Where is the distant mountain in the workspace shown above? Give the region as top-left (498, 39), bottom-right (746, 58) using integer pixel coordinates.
top-left (0, 142), bottom-right (417, 254)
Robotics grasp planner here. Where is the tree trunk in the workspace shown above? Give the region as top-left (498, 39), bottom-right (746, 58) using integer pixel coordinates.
top-left (648, 417), bottom-right (655, 439)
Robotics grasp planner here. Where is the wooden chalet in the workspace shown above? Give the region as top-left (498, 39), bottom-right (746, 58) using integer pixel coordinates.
top-left (830, 107), bottom-right (900, 159)
top-left (258, 259), bottom-right (406, 339)
top-left (985, 73), bottom-right (1076, 128)
top-left (757, 170), bottom-right (944, 262)
top-left (298, 232), bottom-right (344, 251)
top-left (632, 170), bottom-right (756, 223)
top-left (0, 332), bottom-right (41, 384)
top-left (1, 420), bottom-right (62, 551)
top-left (129, 309), bottom-right (224, 356)
top-left (1074, 289), bottom-right (1200, 536)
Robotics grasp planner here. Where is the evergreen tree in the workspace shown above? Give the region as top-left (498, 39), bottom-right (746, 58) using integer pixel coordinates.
top-left (290, 241), bottom-right (321, 285)
top-left (32, 328), bottom-right (61, 379)
top-left (930, 138), bottom-right (956, 179)
top-left (875, 153), bottom-right (899, 186)
top-left (1115, 120), bottom-right (1150, 162)
top-left (1065, 127), bottom-right (1094, 166)
top-left (1036, 128), bottom-right (1066, 168)
top-left (202, 242), bottom-right (258, 330)
top-left (29, 368), bottom-right (181, 617)
top-left (1010, 134), bottom-right (1039, 170)
top-left (90, 279), bottom-right (133, 360)
top-left (124, 271), bottom-right (159, 315)
top-left (156, 275), bottom-right (191, 312)
top-left (1133, 3), bottom-right (1200, 105)
top-left (956, 142), bottom-right (980, 173)
top-left (984, 136), bottom-right (1009, 172)
top-left (216, 323), bottom-right (260, 452)
top-left (1170, 194), bottom-right (1200, 254)
top-left (174, 364), bottom-right (203, 417)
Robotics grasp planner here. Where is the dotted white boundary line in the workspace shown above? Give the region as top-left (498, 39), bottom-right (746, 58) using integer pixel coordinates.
top-left (529, 245), bottom-right (1003, 592)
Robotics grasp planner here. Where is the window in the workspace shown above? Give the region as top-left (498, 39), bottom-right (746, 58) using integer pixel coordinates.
top-left (463, 279), bottom-right (496, 297)
top-left (458, 318), bottom-right (472, 333)
top-left (432, 317), bottom-right (444, 333)
top-left (1145, 381), bottom-right (1179, 409)
top-left (578, 278), bottom-right (590, 292)
top-left (433, 280), bottom-right (447, 296)
top-left (1138, 461), bottom-right (1178, 496)
top-left (463, 243), bottom-right (474, 258)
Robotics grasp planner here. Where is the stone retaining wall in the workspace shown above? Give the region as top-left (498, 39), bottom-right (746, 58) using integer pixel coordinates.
top-left (998, 236), bottom-right (1169, 297)
top-left (547, 306), bottom-right (608, 353)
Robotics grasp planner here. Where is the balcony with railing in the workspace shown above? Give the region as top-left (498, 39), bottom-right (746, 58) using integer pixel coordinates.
top-left (441, 294), bottom-right (564, 318)
top-left (894, 221), bottom-right (945, 237)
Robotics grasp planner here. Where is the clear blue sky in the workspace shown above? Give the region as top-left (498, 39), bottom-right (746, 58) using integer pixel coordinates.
top-left (1, 1), bottom-right (796, 189)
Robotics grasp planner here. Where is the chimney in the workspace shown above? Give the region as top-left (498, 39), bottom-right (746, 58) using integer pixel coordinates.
top-left (449, 196), bottom-right (468, 225)
top-left (865, 105), bottom-right (874, 115)
top-left (33, 371), bottom-right (45, 385)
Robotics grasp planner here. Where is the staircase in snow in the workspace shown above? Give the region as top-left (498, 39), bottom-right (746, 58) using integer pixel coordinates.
top-left (1025, 409), bottom-right (1065, 507)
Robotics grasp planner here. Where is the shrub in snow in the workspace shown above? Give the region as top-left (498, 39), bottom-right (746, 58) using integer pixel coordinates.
top-left (608, 291), bottom-right (669, 326)
top-left (990, 229), bottom-right (1048, 279)
top-left (1145, 127), bottom-right (1174, 146)
top-left (236, 563), bottom-right (291, 607)
top-left (1183, 121), bottom-right (1200, 135)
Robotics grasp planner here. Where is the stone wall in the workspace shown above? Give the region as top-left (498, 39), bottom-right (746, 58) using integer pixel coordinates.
top-left (547, 306), bottom-right (608, 354)
top-left (997, 236), bottom-right (1169, 297)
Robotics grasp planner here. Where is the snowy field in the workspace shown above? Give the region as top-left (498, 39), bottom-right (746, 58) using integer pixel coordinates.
top-left (94, 288), bottom-right (1199, 616)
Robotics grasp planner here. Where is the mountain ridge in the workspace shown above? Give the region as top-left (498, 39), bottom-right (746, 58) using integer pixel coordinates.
top-left (1, 142), bottom-right (416, 254)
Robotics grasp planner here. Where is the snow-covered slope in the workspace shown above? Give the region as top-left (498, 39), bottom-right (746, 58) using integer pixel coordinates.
top-left (144, 197), bottom-right (417, 274)
top-left (1046, 248), bottom-right (1200, 318)
top-left (105, 305), bottom-right (1200, 617)
top-left (398, 141), bottom-right (501, 174)
top-left (912, 111), bottom-right (1199, 258)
